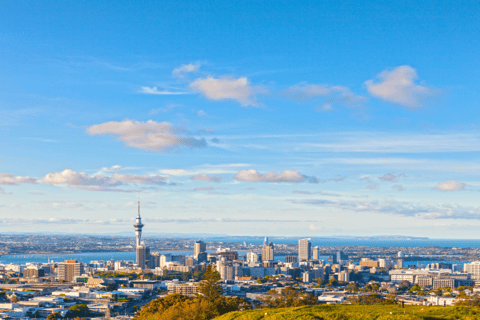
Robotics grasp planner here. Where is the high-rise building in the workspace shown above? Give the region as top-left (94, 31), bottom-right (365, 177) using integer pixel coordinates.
top-left (57, 260), bottom-right (84, 282)
top-left (23, 267), bottom-right (45, 278)
top-left (246, 252), bottom-right (260, 263)
top-left (298, 239), bottom-right (311, 262)
top-left (262, 242), bottom-right (274, 262)
top-left (312, 246), bottom-right (320, 260)
top-left (285, 255), bottom-right (298, 263)
top-left (194, 240), bottom-right (207, 260)
top-left (263, 237), bottom-right (268, 246)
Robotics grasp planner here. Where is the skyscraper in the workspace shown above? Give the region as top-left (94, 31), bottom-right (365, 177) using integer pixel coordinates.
top-left (194, 240), bottom-right (207, 260)
top-left (57, 260), bottom-right (84, 282)
top-left (263, 237), bottom-right (268, 246)
top-left (298, 238), bottom-right (311, 262)
top-left (262, 242), bottom-right (274, 261)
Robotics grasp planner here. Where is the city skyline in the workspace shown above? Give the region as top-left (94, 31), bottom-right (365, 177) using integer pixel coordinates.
top-left (1, 1), bottom-right (480, 238)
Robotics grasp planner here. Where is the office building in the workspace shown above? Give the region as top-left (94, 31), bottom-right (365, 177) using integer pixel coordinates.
top-left (262, 242), bottom-right (274, 262)
top-left (298, 239), bottom-right (311, 262)
top-left (285, 255), bottom-right (298, 263)
top-left (263, 237), bottom-right (268, 246)
top-left (57, 260), bottom-right (84, 282)
top-left (23, 267), bottom-right (45, 278)
top-left (246, 252), bottom-right (260, 263)
top-left (464, 261), bottom-right (480, 278)
top-left (194, 240), bottom-right (207, 260)
top-left (338, 270), bottom-right (350, 282)
top-left (312, 246), bottom-right (320, 260)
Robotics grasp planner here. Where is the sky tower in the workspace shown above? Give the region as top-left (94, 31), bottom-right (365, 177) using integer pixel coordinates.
top-left (133, 198), bottom-right (144, 246)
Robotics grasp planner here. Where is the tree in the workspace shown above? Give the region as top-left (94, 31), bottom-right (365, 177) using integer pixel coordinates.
top-left (197, 264), bottom-right (224, 302)
top-left (105, 282), bottom-right (119, 292)
top-left (257, 287), bottom-right (318, 308)
top-left (328, 278), bottom-right (338, 287)
top-left (46, 313), bottom-right (62, 320)
top-left (346, 282), bottom-right (358, 293)
top-left (68, 304), bottom-right (89, 317)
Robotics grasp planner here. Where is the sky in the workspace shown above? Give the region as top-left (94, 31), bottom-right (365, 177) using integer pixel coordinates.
top-left (0, 0), bottom-right (479, 238)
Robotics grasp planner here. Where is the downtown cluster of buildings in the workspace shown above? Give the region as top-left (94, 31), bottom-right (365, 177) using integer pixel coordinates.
top-left (4, 206), bottom-right (480, 317)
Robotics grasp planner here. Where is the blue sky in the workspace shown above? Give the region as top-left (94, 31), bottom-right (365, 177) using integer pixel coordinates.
top-left (1, 0), bottom-right (480, 238)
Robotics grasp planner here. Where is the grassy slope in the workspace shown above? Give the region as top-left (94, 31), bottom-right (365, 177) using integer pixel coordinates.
top-left (214, 304), bottom-right (480, 320)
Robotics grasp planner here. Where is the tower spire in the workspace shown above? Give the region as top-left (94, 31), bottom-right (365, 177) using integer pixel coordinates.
top-left (134, 197), bottom-right (144, 247)
top-left (138, 196), bottom-right (140, 218)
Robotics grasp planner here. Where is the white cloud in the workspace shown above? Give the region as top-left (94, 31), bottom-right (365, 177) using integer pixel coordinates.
top-left (0, 173), bottom-right (37, 185)
top-left (197, 110), bottom-right (207, 116)
top-left (172, 63), bottom-right (200, 78)
top-left (283, 83), bottom-right (368, 108)
top-left (190, 76), bottom-right (268, 107)
top-left (365, 65), bottom-right (438, 108)
top-left (42, 169), bottom-right (121, 187)
top-left (191, 174), bottom-right (222, 182)
top-left (86, 119), bottom-right (207, 152)
top-left (111, 173), bottom-right (169, 185)
top-left (434, 180), bottom-right (466, 192)
top-left (234, 169), bottom-right (313, 183)
top-left (138, 86), bottom-right (191, 95)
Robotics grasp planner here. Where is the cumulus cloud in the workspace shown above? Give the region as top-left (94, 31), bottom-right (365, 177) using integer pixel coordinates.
top-left (172, 63), bottom-right (200, 78)
top-left (434, 180), bottom-right (466, 192)
top-left (0, 173), bottom-right (37, 185)
top-left (111, 173), bottom-right (169, 185)
top-left (293, 198), bottom-right (480, 220)
top-left (282, 83), bottom-right (368, 110)
top-left (191, 174), bottom-right (222, 183)
top-left (42, 169), bottom-right (121, 187)
top-left (234, 169), bottom-right (315, 183)
top-left (86, 119), bottom-right (207, 152)
top-left (190, 76), bottom-right (268, 107)
top-left (365, 65), bottom-right (438, 108)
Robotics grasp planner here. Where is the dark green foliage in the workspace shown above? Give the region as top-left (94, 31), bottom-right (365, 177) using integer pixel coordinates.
top-left (133, 293), bottom-right (251, 320)
top-left (346, 293), bottom-right (396, 305)
top-left (198, 264), bottom-right (225, 301)
top-left (46, 312), bottom-right (62, 320)
top-left (257, 287), bottom-right (318, 308)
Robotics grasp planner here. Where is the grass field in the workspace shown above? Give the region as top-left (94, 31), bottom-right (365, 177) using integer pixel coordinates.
top-left (214, 304), bottom-right (480, 320)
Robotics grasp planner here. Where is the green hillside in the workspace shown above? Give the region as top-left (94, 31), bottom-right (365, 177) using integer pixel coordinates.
top-left (214, 304), bottom-right (480, 320)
